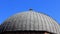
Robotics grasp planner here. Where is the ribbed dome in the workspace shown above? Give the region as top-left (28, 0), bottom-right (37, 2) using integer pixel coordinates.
top-left (0, 11), bottom-right (60, 34)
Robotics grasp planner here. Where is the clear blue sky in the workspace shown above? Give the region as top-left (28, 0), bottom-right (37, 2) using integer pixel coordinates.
top-left (0, 0), bottom-right (60, 24)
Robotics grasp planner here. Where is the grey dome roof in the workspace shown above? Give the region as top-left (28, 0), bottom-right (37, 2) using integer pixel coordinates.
top-left (0, 11), bottom-right (60, 34)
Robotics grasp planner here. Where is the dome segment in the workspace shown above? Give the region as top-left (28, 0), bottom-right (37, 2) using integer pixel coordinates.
top-left (0, 11), bottom-right (60, 34)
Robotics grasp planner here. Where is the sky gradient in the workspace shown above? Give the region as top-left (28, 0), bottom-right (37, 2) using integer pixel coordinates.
top-left (0, 0), bottom-right (60, 24)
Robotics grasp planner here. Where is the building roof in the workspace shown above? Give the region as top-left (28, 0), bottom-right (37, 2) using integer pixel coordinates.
top-left (0, 11), bottom-right (60, 34)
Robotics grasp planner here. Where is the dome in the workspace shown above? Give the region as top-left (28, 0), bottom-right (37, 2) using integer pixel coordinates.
top-left (0, 10), bottom-right (60, 34)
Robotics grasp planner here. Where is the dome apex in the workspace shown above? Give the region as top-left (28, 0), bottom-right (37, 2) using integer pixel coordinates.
top-left (29, 8), bottom-right (33, 11)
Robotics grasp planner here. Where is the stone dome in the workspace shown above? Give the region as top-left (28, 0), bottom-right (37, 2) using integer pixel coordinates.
top-left (0, 10), bottom-right (60, 34)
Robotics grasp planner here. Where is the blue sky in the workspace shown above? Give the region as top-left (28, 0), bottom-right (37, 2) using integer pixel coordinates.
top-left (0, 0), bottom-right (60, 24)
